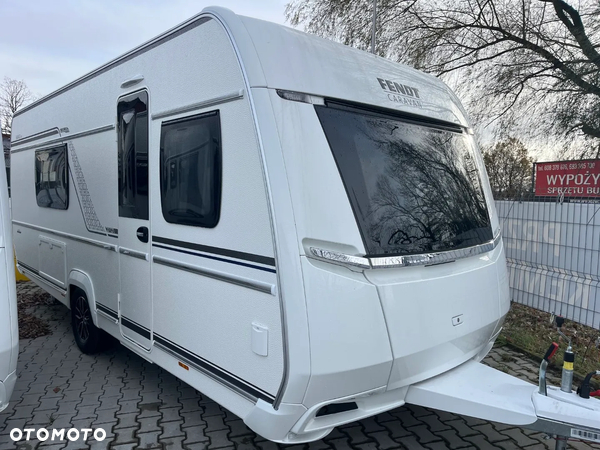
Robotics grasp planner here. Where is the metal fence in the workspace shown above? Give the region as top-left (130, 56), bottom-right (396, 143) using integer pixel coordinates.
top-left (496, 198), bottom-right (600, 329)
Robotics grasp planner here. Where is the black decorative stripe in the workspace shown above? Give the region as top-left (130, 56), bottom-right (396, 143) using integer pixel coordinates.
top-left (154, 333), bottom-right (275, 404)
top-left (152, 244), bottom-right (276, 274)
top-left (97, 303), bottom-right (118, 320)
top-left (152, 236), bottom-right (276, 268)
top-left (121, 316), bottom-right (151, 339)
top-left (17, 261), bottom-right (66, 293)
top-left (17, 261), bottom-right (39, 276)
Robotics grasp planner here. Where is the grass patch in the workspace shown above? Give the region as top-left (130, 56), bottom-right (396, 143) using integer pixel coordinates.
top-left (499, 302), bottom-right (600, 379)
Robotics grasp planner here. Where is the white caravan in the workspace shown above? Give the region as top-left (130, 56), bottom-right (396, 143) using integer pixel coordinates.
top-left (10, 6), bottom-right (600, 445)
top-left (0, 154), bottom-right (18, 413)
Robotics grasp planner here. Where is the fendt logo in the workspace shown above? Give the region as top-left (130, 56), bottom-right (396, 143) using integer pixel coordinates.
top-left (377, 77), bottom-right (423, 108)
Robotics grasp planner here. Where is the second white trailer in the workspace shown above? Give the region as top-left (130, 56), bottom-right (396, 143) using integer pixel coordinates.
top-left (10, 6), bottom-right (600, 445)
top-left (0, 151), bottom-right (18, 414)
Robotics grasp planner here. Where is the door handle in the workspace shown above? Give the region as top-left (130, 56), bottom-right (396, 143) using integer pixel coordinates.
top-left (136, 226), bottom-right (149, 243)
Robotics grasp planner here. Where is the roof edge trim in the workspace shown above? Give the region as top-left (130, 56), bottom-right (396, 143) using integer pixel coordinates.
top-left (14, 14), bottom-right (218, 118)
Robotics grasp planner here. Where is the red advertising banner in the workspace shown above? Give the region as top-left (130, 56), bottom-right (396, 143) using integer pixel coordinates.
top-left (535, 159), bottom-right (600, 197)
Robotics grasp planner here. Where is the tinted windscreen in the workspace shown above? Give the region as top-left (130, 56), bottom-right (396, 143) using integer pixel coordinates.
top-left (315, 103), bottom-right (493, 257)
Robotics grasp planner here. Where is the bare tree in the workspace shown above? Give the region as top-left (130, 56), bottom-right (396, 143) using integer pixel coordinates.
top-left (286, 0), bottom-right (600, 157)
top-left (1, 77), bottom-right (34, 134)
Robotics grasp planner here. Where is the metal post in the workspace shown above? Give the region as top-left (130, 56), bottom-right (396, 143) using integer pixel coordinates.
top-left (539, 359), bottom-right (549, 396)
top-left (555, 436), bottom-right (568, 450)
top-left (371, 0), bottom-right (377, 54)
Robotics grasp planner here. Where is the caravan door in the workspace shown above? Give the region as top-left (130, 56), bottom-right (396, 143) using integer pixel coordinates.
top-left (117, 90), bottom-right (152, 349)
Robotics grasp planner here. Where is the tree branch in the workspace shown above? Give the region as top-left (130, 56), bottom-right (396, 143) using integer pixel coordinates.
top-left (541, 0), bottom-right (600, 69)
top-left (581, 124), bottom-right (600, 139)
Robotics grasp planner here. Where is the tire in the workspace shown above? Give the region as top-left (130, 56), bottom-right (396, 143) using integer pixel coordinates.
top-left (71, 289), bottom-right (100, 354)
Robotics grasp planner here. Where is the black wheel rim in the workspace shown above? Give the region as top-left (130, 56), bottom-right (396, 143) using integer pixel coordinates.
top-left (74, 296), bottom-right (90, 343)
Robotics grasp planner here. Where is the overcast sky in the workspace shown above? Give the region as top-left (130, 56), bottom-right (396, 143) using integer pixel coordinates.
top-left (0, 1), bottom-right (289, 99)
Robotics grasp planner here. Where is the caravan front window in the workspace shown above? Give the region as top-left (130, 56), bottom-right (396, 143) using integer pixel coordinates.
top-left (315, 102), bottom-right (493, 257)
top-left (34, 145), bottom-right (68, 210)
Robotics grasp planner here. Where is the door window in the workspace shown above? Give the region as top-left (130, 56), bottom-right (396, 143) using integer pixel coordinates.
top-left (118, 91), bottom-right (149, 220)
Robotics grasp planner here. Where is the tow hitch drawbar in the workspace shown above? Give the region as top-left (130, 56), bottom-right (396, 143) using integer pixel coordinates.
top-left (405, 320), bottom-right (600, 450)
top-left (535, 319), bottom-right (600, 450)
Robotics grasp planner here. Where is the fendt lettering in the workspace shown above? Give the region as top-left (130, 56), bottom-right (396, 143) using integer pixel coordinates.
top-left (377, 77), bottom-right (420, 98)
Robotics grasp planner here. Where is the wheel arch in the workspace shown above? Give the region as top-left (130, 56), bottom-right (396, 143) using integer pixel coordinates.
top-left (68, 270), bottom-right (98, 326)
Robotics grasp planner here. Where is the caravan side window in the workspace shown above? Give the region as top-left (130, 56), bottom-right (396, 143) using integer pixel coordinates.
top-left (160, 111), bottom-right (221, 227)
top-left (35, 145), bottom-right (69, 210)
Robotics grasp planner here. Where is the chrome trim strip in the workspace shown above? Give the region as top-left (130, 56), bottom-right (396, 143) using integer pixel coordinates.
top-left (12, 221), bottom-right (117, 251)
top-left (96, 308), bottom-right (119, 324)
top-left (10, 124), bottom-right (115, 154)
top-left (152, 89), bottom-right (244, 120)
top-left (17, 264), bottom-right (68, 297)
top-left (310, 233), bottom-right (502, 270)
top-left (119, 247), bottom-right (148, 260)
top-left (120, 334), bottom-right (152, 354)
top-left (153, 255), bottom-right (275, 295)
top-left (309, 247), bottom-right (371, 269)
top-left (370, 233), bottom-right (502, 268)
top-left (206, 10), bottom-right (289, 409)
top-left (154, 340), bottom-right (258, 404)
top-left (65, 124), bottom-right (115, 140)
top-left (11, 128), bottom-right (60, 146)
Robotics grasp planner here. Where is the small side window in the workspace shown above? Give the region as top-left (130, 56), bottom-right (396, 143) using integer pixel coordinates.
top-left (35, 145), bottom-right (69, 210)
top-left (160, 111), bottom-right (222, 227)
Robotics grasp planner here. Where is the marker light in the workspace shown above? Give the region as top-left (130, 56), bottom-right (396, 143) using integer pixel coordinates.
top-left (276, 89), bottom-right (325, 105)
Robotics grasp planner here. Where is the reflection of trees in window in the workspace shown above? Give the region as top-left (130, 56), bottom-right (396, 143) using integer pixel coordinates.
top-left (316, 104), bottom-right (493, 256)
top-left (120, 110), bottom-right (136, 208)
top-left (35, 145), bottom-right (68, 210)
top-left (117, 91), bottom-right (148, 220)
top-left (160, 111), bottom-right (221, 228)
top-left (361, 118), bottom-right (491, 255)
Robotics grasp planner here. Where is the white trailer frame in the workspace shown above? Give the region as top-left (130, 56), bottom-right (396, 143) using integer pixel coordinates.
top-left (10, 6), bottom-right (600, 445)
top-left (0, 152), bottom-right (18, 413)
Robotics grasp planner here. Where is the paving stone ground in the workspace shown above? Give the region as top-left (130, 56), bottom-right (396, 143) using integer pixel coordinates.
top-left (1, 281), bottom-right (599, 450)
